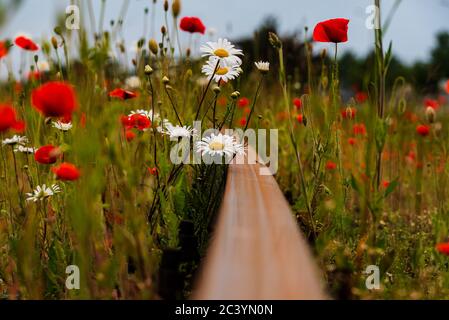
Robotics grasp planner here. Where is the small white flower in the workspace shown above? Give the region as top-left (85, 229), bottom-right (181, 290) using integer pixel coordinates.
top-left (125, 76), bottom-right (142, 90)
top-left (202, 59), bottom-right (241, 83)
top-left (200, 38), bottom-right (243, 67)
top-left (2, 135), bottom-right (29, 146)
top-left (14, 145), bottom-right (36, 154)
top-left (163, 124), bottom-right (196, 139)
top-left (254, 61), bottom-right (270, 73)
top-left (26, 184), bottom-right (61, 202)
top-left (196, 133), bottom-right (244, 158)
top-left (52, 121), bottom-right (73, 132)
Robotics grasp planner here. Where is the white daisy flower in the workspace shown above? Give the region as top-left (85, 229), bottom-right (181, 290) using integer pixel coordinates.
top-left (26, 184), bottom-right (61, 202)
top-left (201, 59), bottom-right (241, 83)
top-left (196, 133), bottom-right (245, 158)
top-left (157, 119), bottom-right (172, 133)
top-left (200, 38), bottom-right (243, 67)
top-left (163, 124), bottom-right (197, 139)
top-left (52, 121), bottom-right (73, 132)
top-left (125, 76), bottom-right (142, 90)
top-left (14, 145), bottom-right (36, 154)
top-left (2, 135), bottom-right (29, 146)
top-left (254, 61), bottom-right (270, 73)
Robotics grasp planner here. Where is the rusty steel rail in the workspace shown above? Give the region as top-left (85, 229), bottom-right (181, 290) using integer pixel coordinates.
top-left (192, 148), bottom-right (326, 300)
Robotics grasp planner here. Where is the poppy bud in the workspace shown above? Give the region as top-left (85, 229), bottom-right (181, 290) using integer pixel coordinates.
top-left (161, 26), bottom-right (167, 35)
top-left (320, 48), bottom-right (327, 59)
top-left (268, 32), bottom-right (282, 49)
top-left (148, 39), bottom-right (158, 55)
top-left (163, 0), bottom-right (169, 12)
top-left (51, 36), bottom-right (58, 49)
top-left (172, 0), bottom-right (181, 18)
top-left (186, 48), bottom-right (191, 58)
top-left (426, 106), bottom-right (436, 124)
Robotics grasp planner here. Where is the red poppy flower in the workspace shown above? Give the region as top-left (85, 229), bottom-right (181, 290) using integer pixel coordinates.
top-left (293, 98), bottom-right (302, 110)
top-left (125, 130), bottom-right (136, 142)
top-left (416, 124), bottom-right (430, 137)
top-left (243, 107), bottom-right (251, 115)
top-left (239, 117), bottom-right (247, 127)
top-left (35, 145), bottom-right (61, 164)
top-left (341, 107), bottom-right (356, 120)
top-left (121, 114), bottom-right (151, 131)
top-left (355, 91), bottom-right (368, 104)
top-left (15, 36), bottom-right (39, 51)
top-left (180, 17), bottom-right (206, 34)
top-left (424, 98), bottom-right (439, 110)
top-left (28, 70), bottom-right (41, 81)
top-left (31, 82), bottom-right (77, 118)
top-left (296, 114), bottom-right (304, 124)
top-left (382, 181), bottom-right (390, 188)
top-left (313, 18), bottom-right (349, 43)
top-left (325, 160), bottom-right (337, 171)
top-left (238, 97), bottom-right (250, 109)
top-left (109, 88), bottom-right (138, 100)
top-left (0, 41), bottom-right (9, 59)
top-left (436, 242), bottom-right (449, 256)
top-left (52, 162), bottom-right (80, 181)
top-left (148, 167), bottom-right (158, 176)
top-left (353, 123), bottom-right (367, 136)
top-left (217, 97), bottom-right (227, 107)
top-left (348, 137), bottom-right (356, 146)
top-left (446, 80), bottom-right (449, 95)
top-left (0, 104), bottom-right (25, 133)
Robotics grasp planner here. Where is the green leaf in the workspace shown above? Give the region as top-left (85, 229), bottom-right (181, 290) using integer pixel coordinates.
top-left (384, 178), bottom-right (399, 198)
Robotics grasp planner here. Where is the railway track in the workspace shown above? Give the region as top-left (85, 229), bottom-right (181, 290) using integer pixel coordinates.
top-left (193, 147), bottom-right (326, 299)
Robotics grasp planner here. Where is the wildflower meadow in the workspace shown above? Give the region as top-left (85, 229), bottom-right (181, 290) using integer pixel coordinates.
top-left (1, 0), bottom-right (449, 303)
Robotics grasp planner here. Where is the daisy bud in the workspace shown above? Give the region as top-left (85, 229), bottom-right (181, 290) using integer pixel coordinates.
top-left (426, 106), bottom-right (436, 124)
top-left (268, 32), bottom-right (282, 49)
top-left (163, 0), bottom-right (169, 12)
top-left (51, 36), bottom-right (58, 49)
top-left (231, 91), bottom-right (240, 99)
top-left (186, 48), bottom-right (191, 58)
top-left (148, 39), bottom-right (158, 55)
top-left (213, 86), bottom-right (221, 94)
top-left (161, 26), bottom-right (167, 35)
top-left (144, 65), bottom-right (154, 75)
top-left (172, 0), bottom-right (181, 18)
top-left (162, 76), bottom-right (170, 84)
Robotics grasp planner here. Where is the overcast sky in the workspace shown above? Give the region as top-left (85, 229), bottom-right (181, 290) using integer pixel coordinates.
top-left (1, 0), bottom-right (449, 65)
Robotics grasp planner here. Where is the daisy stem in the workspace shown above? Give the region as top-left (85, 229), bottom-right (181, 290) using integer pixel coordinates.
top-left (194, 60), bottom-right (220, 121)
top-left (244, 74), bottom-right (264, 132)
top-left (164, 86), bottom-right (183, 126)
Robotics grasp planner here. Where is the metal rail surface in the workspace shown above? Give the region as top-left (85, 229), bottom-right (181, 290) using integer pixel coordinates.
top-left (193, 147), bottom-right (326, 300)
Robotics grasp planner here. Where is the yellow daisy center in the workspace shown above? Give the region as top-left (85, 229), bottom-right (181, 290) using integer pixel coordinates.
top-left (216, 67), bottom-right (229, 75)
top-left (209, 141), bottom-right (225, 151)
top-left (214, 48), bottom-right (229, 58)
